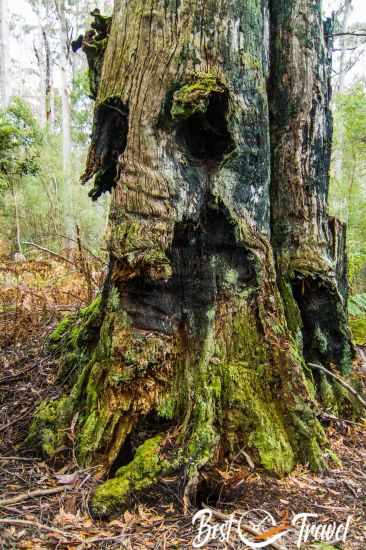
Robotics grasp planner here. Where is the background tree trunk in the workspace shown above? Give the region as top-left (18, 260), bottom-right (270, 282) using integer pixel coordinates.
top-left (335, 0), bottom-right (353, 95)
top-left (42, 27), bottom-right (52, 125)
top-left (334, 0), bottom-right (353, 185)
top-left (0, 0), bottom-right (8, 108)
top-left (29, 0), bottom-right (358, 517)
top-left (56, 0), bottom-right (75, 248)
top-left (12, 181), bottom-right (23, 256)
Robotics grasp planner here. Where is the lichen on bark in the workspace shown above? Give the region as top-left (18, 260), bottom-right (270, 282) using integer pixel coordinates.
top-left (28, 0), bottom-right (361, 516)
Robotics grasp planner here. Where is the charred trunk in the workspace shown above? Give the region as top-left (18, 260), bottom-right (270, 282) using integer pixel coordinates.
top-left (29, 0), bottom-right (359, 517)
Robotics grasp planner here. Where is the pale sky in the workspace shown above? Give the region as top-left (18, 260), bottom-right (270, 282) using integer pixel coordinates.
top-left (325, 0), bottom-right (366, 21)
top-left (8, 0), bottom-right (366, 30)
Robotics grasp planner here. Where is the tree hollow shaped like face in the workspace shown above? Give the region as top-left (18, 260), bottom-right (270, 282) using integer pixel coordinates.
top-left (28, 0), bottom-right (360, 517)
top-left (175, 91), bottom-right (234, 161)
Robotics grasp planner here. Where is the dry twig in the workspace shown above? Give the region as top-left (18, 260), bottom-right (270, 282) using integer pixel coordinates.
top-left (0, 517), bottom-right (84, 542)
top-left (0, 486), bottom-right (70, 507)
top-left (22, 241), bottom-right (74, 266)
top-left (309, 362), bottom-right (366, 409)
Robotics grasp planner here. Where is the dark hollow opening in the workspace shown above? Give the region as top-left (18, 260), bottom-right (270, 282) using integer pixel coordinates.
top-left (90, 97), bottom-right (128, 200)
top-left (291, 275), bottom-right (351, 369)
top-left (119, 201), bottom-right (256, 334)
top-left (195, 476), bottom-right (223, 507)
top-left (109, 412), bottom-right (175, 478)
top-left (176, 92), bottom-right (234, 162)
top-left (109, 434), bottom-right (134, 477)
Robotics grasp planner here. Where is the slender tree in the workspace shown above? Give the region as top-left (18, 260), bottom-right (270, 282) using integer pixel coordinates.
top-left (0, 0), bottom-right (8, 107)
top-left (333, 0), bottom-right (353, 184)
top-left (54, 0), bottom-right (75, 247)
top-left (29, 0), bottom-right (359, 516)
top-left (42, 27), bottom-right (52, 124)
top-left (335, 0), bottom-right (353, 94)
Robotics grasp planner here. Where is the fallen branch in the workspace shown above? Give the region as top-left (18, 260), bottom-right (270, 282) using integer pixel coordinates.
top-left (38, 232), bottom-right (103, 263)
top-left (22, 241), bottom-right (74, 266)
top-left (0, 517), bottom-right (83, 542)
top-left (77, 534), bottom-right (128, 548)
top-left (0, 486), bottom-right (69, 507)
top-left (319, 411), bottom-right (362, 426)
top-left (0, 408), bottom-right (33, 433)
top-left (0, 362), bottom-right (38, 384)
top-left (309, 362), bottom-right (366, 409)
top-left (0, 456), bottom-right (40, 461)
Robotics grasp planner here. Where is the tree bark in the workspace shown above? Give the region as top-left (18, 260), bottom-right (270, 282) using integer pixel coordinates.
top-left (29, 0), bottom-right (358, 517)
top-left (34, 23), bottom-right (52, 127)
top-left (12, 181), bottom-right (23, 256)
top-left (42, 28), bottom-right (52, 125)
top-left (0, 0), bottom-right (8, 108)
top-left (334, 0), bottom-right (352, 184)
top-left (269, 0), bottom-right (353, 373)
top-left (57, 0), bottom-right (75, 248)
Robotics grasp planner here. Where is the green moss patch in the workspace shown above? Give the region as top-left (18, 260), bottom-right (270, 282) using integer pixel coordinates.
top-left (171, 73), bottom-right (226, 120)
top-left (26, 396), bottom-right (73, 456)
top-left (222, 361), bottom-right (296, 476)
top-left (48, 295), bottom-right (103, 383)
top-left (91, 435), bottom-right (171, 516)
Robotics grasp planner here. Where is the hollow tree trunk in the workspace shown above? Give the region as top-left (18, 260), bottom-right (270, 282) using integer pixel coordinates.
top-left (29, 0), bottom-right (357, 517)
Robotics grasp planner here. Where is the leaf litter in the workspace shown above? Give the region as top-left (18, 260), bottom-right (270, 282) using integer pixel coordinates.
top-left (0, 257), bottom-right (366, 549)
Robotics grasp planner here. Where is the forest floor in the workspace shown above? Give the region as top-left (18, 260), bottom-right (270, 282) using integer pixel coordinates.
top-left (0, 258), bottom-right (366, 549)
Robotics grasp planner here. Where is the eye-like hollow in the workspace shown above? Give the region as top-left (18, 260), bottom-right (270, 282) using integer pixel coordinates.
top-left (171, 75), bottom-right (234, 162)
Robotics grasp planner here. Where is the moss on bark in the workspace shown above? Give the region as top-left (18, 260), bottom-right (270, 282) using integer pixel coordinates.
top-left (171, 73), bottom-right (227, 120)
top-left (28, 0), bottom-right (360, 516)
top-left (91, 435), bottom-right (174, 516)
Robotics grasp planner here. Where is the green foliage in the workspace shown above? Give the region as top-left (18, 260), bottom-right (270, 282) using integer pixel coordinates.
top-left (0, 94), bottom-right (108, 255)
top-left (329, 82), bottom-right (366, 348)
top-left (348, 293), bottom-right (366, 345)
top-left (349, 316), bottom-right (366, 346)
top-left (70, 70), bottom-right (93, 145)
top-left (329, 82), bottom-right (366, 292)
top-left (349, 293), bottom-right (366, 317)
top-left (0, 97), bottom-right (42, 180)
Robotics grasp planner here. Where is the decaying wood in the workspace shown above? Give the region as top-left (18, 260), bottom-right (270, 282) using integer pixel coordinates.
top-left (0, 486), bottom-right (70, 507)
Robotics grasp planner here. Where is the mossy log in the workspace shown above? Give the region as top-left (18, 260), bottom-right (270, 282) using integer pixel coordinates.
top-left (29, 0), bottom-right (361, 517)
